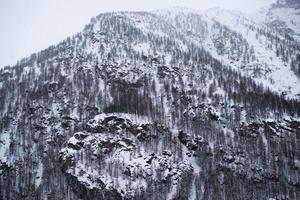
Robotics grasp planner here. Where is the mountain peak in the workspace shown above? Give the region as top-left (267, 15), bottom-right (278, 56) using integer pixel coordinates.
top-left (1, 4), bottom-right (300, 200)
top-left (153, 6), bottom-right (200, 16)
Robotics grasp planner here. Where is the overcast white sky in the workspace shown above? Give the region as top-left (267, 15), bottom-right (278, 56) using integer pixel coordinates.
top-left (0, 0), bottom-right (276, 68)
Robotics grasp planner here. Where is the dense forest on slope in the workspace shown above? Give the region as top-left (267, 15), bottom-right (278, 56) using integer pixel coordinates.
top-left (0, 6), bottom-right (300, 200)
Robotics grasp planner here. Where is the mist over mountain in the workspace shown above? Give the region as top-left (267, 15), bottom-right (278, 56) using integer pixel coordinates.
top-left (0, 2), bottom-right (300, 200)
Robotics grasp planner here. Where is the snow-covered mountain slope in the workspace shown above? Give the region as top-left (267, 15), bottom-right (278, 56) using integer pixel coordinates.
top-left (154, 7), bottom-right (300, 99)
top-left (256, 0), bottom-right (300, 41)
top-left (202, 7), bottom-right (300, 98)
top-left (0, 6), bottom-right (300, 200)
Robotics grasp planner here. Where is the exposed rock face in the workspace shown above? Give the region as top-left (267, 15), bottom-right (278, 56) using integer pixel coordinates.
top-left (0, 6), bottom-right (300, 200)
top-left (60, 114), bottom-right (198, 199)
top-left (58, 113), bottom-right (300, 200)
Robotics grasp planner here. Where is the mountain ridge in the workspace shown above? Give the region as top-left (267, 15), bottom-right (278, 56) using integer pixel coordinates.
top-left (0, 5), bottom-right (300, 200)
top-left (5, 6), bottom-right (300, 98)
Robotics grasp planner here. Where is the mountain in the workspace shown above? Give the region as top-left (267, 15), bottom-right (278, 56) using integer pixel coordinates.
top-left (0, 5), bottom-right (300, 200)
top-left (256, 0), bottom-right (300, 41)
top-left (156, 7), bottom-right (300, 98)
